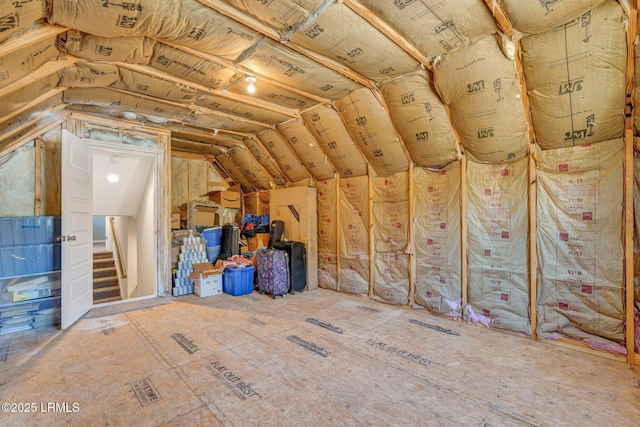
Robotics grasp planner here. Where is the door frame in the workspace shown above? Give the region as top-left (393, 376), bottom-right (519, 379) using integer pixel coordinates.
top-left (88, 139), bottom-right (164, 304)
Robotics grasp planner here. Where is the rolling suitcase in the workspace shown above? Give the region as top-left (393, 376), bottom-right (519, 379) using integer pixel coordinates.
top-left (268, 220), bottom-right (284, 248)
top-left (273, 241), bottom-right (306, 294)
top-left (217, 224), bottom-right (240, 260)
top-left (256, 248), bottom-right (289, 298)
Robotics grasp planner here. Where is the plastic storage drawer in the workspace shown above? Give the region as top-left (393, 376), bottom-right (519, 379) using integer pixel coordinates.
top-left (0, 243), bottom-right (62, 278)
top-left (0, 216), bottom-right (61, 246)
top-left (223, 266), bottom-right (254, 296)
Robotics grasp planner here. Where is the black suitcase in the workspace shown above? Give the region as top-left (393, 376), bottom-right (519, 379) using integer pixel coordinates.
top-left (218, 224), bottom-right (240, 260)
top-left (268, 220), bottom-right (285, 248)
top-left (273, 241), bottom-right (306, 294)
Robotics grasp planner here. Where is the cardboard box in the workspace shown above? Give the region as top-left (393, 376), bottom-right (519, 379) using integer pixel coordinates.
top-left (270, 186), bottom-right (318, 291)
top-left (180, 203), bottom-right (218, 226)
top-left (171, 213), bottom-right (181, 229)
top-left (205, 184), bottom-right (241, 209)
top-left (189, 262), bottom-right (223, 297)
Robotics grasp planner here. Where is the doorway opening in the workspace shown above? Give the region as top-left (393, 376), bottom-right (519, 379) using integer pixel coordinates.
top-left (91, 147), bottom-right (157, 305)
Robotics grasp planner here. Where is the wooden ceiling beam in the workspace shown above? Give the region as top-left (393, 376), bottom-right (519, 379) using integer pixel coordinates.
top-left (0, 24), bottom-right (68, 57)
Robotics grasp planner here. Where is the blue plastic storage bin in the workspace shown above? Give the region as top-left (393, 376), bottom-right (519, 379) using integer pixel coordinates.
top-left (223, 265), bottom-right (254, 296)
top-left (0, 216), bottom-right (61, 247)
top-left (202, 227), bottom-right (222, 247)
top-left (0, 243), bottom-right (61, 278)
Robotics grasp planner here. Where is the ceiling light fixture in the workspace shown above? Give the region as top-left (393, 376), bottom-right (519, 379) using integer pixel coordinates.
top-left (123, 111), bottom-right (137, 120)
top-left (107, 174), bottom-right (120, 183)
top-left (245, 75), bottom-right (257, 94)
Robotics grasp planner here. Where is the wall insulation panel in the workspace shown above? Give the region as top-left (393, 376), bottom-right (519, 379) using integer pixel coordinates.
top-left (433, 34), bottom-right (529, 163)
top-left (243, 137), bottom-right (288, 187)
top-left (277, 121), bottom-right (335, 180)
top-left (111, 68), bottom-right (201, 102)
top-left (380, 70), bottom-right (460, 169)
top-left (238, 38), bottom-right (363, 100)
top-left (227, 77), bottom-right (317, 110)
top-left (0, 35), bottom-right (59, 89)
top-left (372, 172), bottom-right (410, 305)
top-left (360, 0), bottom-right (497, 59)
top-left (301, 105), bottom-right (368, 178)
top-left (536, 139), bottom-right (624, 348)
top-left (1, 72), bottom-right (63, 118)
top-left (498, 0), bottom-right (608, 36)
top-left (0, 144), bottom-right (35, 216)
top-left (59, 63), bottom-right (120, 88)
top-left (288, 1), bottom-right (420, 81)
top-left (50, 1), bottom-right (259, 61)
top-left (338, 176), bottom-right (369, 296)
top-left (197, 94), bottom-right (290, 125)
top-left (413, 163), bottom-right (462, 317)
top-left (226, 146), bottom-right (271, 191)
top-left (520, 1), bottom-right (626, 150)
top-left (64, 30), bottom-right (154, 64)
top-left (256, 129), bottom-right (309, 183)
top-left (631, 157), bottom-right (640, 354)
top-left (216, 153), bottom-right (254, 193)
top-left (317, 179), bottom-right (338, 290)
top-left (466, 157), bottom-right (531, 334)
top-left (336, 88), bottom-right (409, 177)
top-left (218, 0), bottom-right (324, 36)
top-left (40, 128), bottom-right (62, 216)
top-left (0, 1), bottom-right (47, 43)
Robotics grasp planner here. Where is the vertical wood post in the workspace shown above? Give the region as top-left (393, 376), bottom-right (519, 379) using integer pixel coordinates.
top-left (34, 137), bottom-right (42, 215)
top-left (529, 146), bottom-right (538, 340)
top-left (461, 156), bottom-right (468, 311)
top-left (408, 164), bottom-right (415, 307)
top-left (368, 172), bottom-right (374, 298)
top-left (624, 129), bottom-right (635, 365)
top-left (335, 175), bottom-right (341, 289)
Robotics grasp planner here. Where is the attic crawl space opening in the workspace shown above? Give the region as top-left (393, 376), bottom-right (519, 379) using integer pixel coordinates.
top-left (0, 0), bottom-right (639, 363)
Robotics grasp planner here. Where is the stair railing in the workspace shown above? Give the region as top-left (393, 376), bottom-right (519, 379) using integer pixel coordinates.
top-left (109, 216), bottom-right (128, 279)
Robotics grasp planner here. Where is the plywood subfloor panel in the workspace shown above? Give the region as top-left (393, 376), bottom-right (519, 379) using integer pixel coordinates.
top-left (1, 289), bottom-right (638, 426)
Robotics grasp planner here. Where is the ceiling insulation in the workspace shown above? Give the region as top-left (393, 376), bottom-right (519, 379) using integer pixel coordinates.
top-left (0, 0), bottom-right (635, 184)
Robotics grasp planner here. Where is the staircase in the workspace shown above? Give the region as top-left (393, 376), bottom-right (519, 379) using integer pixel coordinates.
top-left (93, 251), bottom-right (122, 304)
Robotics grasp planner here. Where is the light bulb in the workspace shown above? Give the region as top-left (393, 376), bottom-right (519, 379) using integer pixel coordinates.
top-left (107, 174), bottom-right (120, 183)
top-left (245, 75), bottom-right (257, 94)
top-left (247, 83), bottom-right (256, 93)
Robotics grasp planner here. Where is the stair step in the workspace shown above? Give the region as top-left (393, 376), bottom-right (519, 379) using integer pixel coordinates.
top-left (93, 285), bottom-right (121, 300)
top-left (93, 267), bottom-right (117, 279)
top-left (93, 295), bottom-right (122, 304)
top-left (93, 276), bottom-right (118, 289)
top-left (93, 258), bottom-right (115, 269)
top-left (93, 251), bottom-right (113, 260)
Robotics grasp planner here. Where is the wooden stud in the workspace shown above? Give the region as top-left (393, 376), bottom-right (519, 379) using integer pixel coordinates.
top-left (624, 129), bottom-right (635, 365)
top-left (408, 164), bottom-right (415, 307)
top-left (482, 0), bottom-right (515, 39)
top-left (529, 145), bottom-right (538, 340)
top-left (34, 137), bottom-right (42, 216)
top-left (335, 174), bottom-right (341, 289)
top-left (368, 172), bottom-right (375, 299)
top-left (461, 155), bottom-right (468, 311)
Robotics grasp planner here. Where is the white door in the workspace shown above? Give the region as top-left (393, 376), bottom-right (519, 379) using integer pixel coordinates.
top-left (61, 130), bottom-right (94, 328)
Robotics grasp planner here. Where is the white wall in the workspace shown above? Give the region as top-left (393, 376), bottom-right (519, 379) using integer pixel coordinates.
top-left (132, 170), bottom-right (155, 298)
top-left (111, 216), bottom-right (132, 298)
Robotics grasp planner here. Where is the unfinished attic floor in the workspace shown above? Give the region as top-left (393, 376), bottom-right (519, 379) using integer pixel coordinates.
top-left (1, 290), bottom-right (638, 427)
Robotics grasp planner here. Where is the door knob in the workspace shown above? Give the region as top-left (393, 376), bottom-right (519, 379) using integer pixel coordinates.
top-left (67, 235), bottom-right (76, 241)
top-left (57, 235), bottom-right (66, 242)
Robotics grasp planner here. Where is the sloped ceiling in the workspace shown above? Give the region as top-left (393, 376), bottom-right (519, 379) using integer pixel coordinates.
top-left (0, 0), bottom-right (634, 192)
